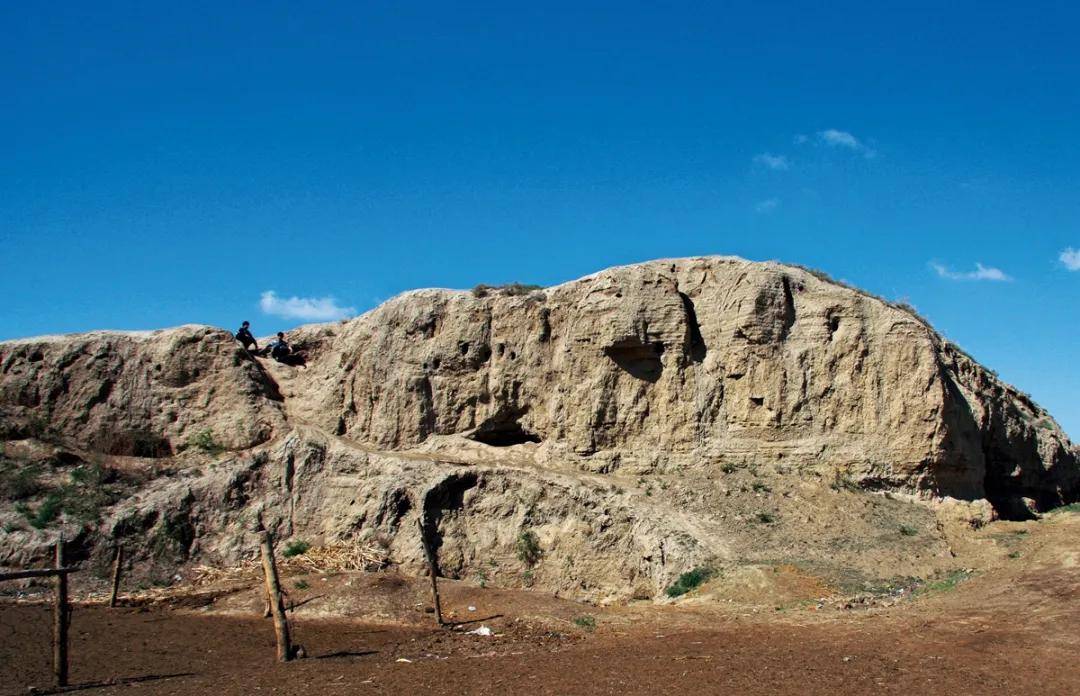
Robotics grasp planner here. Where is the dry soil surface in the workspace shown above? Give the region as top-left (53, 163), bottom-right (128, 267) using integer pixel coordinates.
top-left (2, 515), bottom-right (1078, 696)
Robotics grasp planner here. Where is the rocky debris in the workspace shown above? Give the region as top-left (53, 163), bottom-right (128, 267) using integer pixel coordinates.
top-left (0, 257), bottom-right (1076, 602)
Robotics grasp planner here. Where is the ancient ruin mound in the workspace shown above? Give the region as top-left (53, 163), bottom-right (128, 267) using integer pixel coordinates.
top-left (1, 257), bottom-right (1076, 601)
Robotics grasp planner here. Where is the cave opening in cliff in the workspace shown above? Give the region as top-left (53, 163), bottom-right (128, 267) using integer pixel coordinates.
top-left (469, 410), bottom-right (542, 447)
top-left (604, 341), bottom-right (664, 382)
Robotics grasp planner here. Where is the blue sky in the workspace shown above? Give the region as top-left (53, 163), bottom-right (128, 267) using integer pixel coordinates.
top-left (1, 2), bottom-right (1077, 436)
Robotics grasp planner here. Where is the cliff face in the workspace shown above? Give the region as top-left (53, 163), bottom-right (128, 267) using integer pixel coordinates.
top-left (0, 326), bottom-right (285, 454)
top-left (0, 257), bottom-right (1076, 600)
top-left (288, 257), bottom-right (1076, 512)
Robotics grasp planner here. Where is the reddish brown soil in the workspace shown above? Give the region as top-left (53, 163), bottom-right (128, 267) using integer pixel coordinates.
top-left (2, 516), bottom-right (1078, 695)
top-left (0, 599), bottom-right (1073, 695)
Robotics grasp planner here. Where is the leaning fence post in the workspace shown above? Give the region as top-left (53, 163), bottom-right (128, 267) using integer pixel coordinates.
top-left (258, 531), bottom-right (294, 662)
top-left (53, 538), bottom-right (69, 687)
top-left (108, 544), bottom-right (124, 608)
top-left (416, 518), bottom-right (444, 626)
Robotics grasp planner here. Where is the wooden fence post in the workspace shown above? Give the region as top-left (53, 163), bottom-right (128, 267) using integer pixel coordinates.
top-left (108, 545), bottom-right (124, 608)
top-left (53, 538), bottom-right (69, 687)
top-left (416, 518), bottom-right (444, 626)
top-left (258, 531), bottom-right (293, 662)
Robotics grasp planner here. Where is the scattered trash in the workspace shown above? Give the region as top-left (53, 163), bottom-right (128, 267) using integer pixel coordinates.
top-left (396, 658), bottom-right (412, 663)
top-left (468, 605), bottom-right (476, 612)
top-left (467, 626), bottom-right (494, 636)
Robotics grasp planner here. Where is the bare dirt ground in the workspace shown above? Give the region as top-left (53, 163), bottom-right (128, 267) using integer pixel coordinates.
top-left (2, 513), bottom-right (1078, 696)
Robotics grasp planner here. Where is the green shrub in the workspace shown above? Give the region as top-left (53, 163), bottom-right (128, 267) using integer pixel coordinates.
top-left (515, 530), bottom-right (542, 567)
top-left (573, 614), bottom-right (597, 631)
top-left (756, 511), bottom-right (775, 524)
top-left (899, 524), bottom-right (919, 537)
top-left (282, 540), bottom-right (310, 558)
top-left (22, 492), bottom-right (64, 529)
top-left (1, 462), bottom-right (45, 500)
top-left (68, 463), bottom-right (103, 486)
top-left (188, 429), bottom-right (225, 455)
top-left (665, 567), bottom-right (715, 598)
top-left (1049, 502), bottom-right (1080, 514)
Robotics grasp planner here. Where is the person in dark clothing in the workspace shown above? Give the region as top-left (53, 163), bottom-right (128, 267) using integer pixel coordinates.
top-left (236, 321), bottom-right (258, 352)
top-left (267, 331), bottom-right (290, 361)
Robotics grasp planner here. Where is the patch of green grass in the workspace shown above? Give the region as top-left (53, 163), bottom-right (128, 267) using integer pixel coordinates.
top-left (899, 524), bottom-right (919, 537)
top-left (294, 579), bottom-right (310, 590)
top-left (1048, 502), bottom-right (1080, 514)
top-left (282, 540), bottom-right (311, 558)
top-left (521, 569), bottom-right (535, 587)
top-left (187, 429), bottom-right (225, 455)
top-left (515, 530), bottom-right (542, 567)
top-left (920, 569), bottom-right (972, 594)
top-left (755, 511), bottom-right (776, 524)
top-left (0, 461), bottom-right (46, 500)
top-left (665, 566), bottom-right (716, 598)
top-left (751, 482), bottom-right (771, 494)
top-left (21, 492), bottom-right (64, 529)
top-left (572, 615), bottom-right (597, 631)
top-left (720, 463), bottom-right (738, 474)
top-left (61, 464), bottom-right (111, 523)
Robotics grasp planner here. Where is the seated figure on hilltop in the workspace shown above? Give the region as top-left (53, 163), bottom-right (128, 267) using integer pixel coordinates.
top-left (235, 321), bottom-right (258, 353)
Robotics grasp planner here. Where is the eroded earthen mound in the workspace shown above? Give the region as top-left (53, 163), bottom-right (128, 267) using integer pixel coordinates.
top-left (1, 257), bottom-right (1076, 601)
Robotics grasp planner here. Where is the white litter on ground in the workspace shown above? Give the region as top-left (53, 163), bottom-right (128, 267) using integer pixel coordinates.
top-left (467, 626), bottom-right (494, 636)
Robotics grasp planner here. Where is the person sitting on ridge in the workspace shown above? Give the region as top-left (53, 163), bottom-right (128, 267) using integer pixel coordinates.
top-left (266, 331), bottom-right (291, 361)
top-left (235, 321), bottom-right (258, 353)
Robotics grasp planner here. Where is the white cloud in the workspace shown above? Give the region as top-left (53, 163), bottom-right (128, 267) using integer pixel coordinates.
top-left (259, 291), bottom-right (356, 321)
top-left (755, 198), bottom-right (779, 213)
top-left (816, 129), bottom-right (876, 158)
top-left (753, 153), bottom-right (790, 170)
top-left (1060, 247), bottom-right (1080, 271)
top-left (930, 262), bottom-right (1013, 282)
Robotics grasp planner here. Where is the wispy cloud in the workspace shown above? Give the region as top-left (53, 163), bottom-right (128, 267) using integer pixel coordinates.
top-left (930, 262), bottom-right (1013, 282)
top-left (259, 291), bottom-right (356, 321)
top-left (755, 198), bottom-right (779, 213)
top-left (805, 129), bottom-right (876, 158)
top-left (1060, 247), bottom-right (1080, 271)
top-left (753, 153), bottom-right (790, 171)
